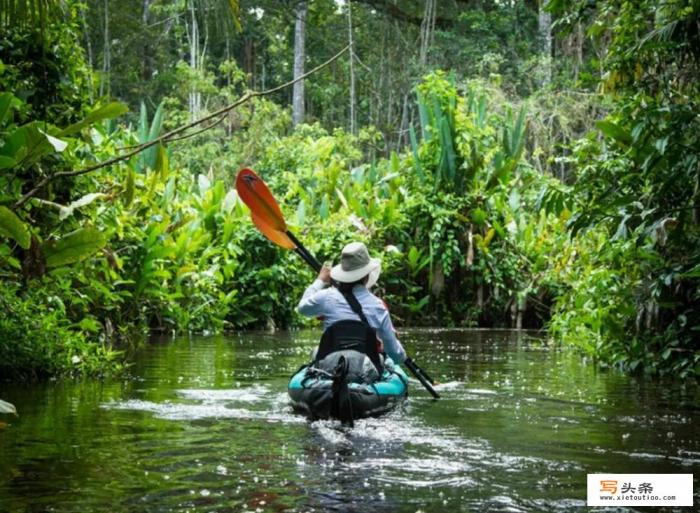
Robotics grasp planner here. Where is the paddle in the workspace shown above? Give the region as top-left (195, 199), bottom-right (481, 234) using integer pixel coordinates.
top-left (236, 168), bottom-right (322, 272)
top-left (235, 168), bottom-right (440, 399)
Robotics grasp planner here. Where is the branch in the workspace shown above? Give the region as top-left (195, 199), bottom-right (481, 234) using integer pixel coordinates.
top-left (351, 0), bottom-right (455, 29)
top-left (165, 112), bottom-right (229, 143)
top-left (13, 45), bottom-right (350, 210)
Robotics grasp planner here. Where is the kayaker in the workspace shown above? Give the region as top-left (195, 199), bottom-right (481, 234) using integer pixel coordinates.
top-left (297, 241), bottom-right (407, 365)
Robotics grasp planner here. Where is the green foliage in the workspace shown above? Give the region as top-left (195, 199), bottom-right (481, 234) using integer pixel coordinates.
top-left (0, 80), bottom-right (315, 376)
top-left (137, 102), bottom-right (165, 172)
top-left (0, 1), bottom-right (62, 31)
top-left (1, 0), bottom-right (698, 381)
top-left (43, 227), bottom-right (106, 267)
top-left (60, 102), bottom-right (128, 137)
top-left (0, 282), bottom-right (123, 379)
top-left (0, 19), bottom-right (90, 126)
top-left (0, 205), bottom-right (30, 248)
top-left (543, 0), bottom-right (700, 377)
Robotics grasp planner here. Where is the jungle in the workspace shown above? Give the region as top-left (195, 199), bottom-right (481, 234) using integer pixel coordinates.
top-left (0, 0), bottom-right (698, 381)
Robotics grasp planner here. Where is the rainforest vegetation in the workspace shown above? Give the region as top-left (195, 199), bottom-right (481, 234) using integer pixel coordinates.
top-left (0, 0), bottom-right (698, 379)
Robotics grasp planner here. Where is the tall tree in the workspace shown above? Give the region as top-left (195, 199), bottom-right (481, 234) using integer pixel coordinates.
top-left (100, 0), bottom-right (110, 98)
top-left (419, 0), bottom-right (436, 66)
top-left (80, 2), bottom-right (94, 102)
top-left (538, 0), bottom-right (552, 86)
top-left (292, 1), bottom-right (307, 126)
top-left (347, 1), bottom-right (356, 135)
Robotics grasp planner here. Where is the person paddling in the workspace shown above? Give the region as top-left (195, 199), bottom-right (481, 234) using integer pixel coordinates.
top-left (297, 241), bottom-right (407, 366)
top-left (235, 168), bottom-right (439, 402)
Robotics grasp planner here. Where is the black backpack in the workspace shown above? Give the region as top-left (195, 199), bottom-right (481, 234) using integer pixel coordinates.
top-left (315, 318), bottom-right (382, 374)
top-left (310, 287), bottom-right (383, 426)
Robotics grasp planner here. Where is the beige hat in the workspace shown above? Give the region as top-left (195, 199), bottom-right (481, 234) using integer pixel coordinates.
top-left (330, 242), bottom-right (381, 284)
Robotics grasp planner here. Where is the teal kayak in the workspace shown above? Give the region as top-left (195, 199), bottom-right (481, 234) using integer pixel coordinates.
top-left (288, 357), bottom-right (409, 421)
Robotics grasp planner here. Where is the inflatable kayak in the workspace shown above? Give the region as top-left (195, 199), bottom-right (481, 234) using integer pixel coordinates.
top-left (288, 354), bottom-right (409, 423)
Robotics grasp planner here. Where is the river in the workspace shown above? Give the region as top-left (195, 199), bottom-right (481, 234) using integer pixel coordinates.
top-left (1, 329), bottom-right (698, 512)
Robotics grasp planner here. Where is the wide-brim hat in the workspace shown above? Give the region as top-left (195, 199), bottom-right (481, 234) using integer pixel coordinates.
top-left (330, 242), bottom-right (381, 284)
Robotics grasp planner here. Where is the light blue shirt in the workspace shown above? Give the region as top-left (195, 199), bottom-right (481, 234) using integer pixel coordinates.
top-left (297, 279), bottom-right (407, 364)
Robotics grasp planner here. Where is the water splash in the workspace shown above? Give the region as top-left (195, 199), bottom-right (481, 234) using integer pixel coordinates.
top-left (103, 385), bottom-right (304, 424)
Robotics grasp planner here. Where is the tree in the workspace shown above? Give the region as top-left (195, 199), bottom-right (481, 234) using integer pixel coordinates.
top-left (538, 0), bottom-right (552, 86)
top-left (292, 1), bottom-right (307, 126)
top-left (347, 0), bottom-right (356, 134)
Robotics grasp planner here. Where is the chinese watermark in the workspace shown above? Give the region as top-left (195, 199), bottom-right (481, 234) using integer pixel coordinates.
top-left (587, 474), bottom-right (693, 507)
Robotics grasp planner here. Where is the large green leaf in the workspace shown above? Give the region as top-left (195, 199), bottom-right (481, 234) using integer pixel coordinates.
top-left (0, 122), bottom-right (66, 166)
top-left (409, 126), bottom-right (425, 183)
top-left (154, 143), bottom-right (169, 179)
top-left (596, 120), bottom-right (632, 145)
top-left (319, 194), bottom-right (330, 219)
top-left (681, 263), bottom-right (700, 278)
top-left (137, 103), bottom-right (149, 172)
top-left (139, 102), bottom-right (165, 171)
top-left (0, 206), bottom-right (30, 249)
top-left (149, 102), bottom-right (165, 142)
top-left (124, 167), bottom-right (135, 206)
top-left (510, 107), bottom-right (527, 159)
top-left (439, 116), bottom-right (457, 183)
top-left (416, 92), bottom-right (430, 141)
top-left (0, 92), bottom-right (15, 126)
top-left (296, 198), bottom-right (306, 225)
top-left (138, 102), bottom-right (149, 145)
top-left (0, 155), bottom-right (15, 169)
top-left (43, 228), bottom-right (106, 268)
top-left (58, 102), bottom-right (128, 136)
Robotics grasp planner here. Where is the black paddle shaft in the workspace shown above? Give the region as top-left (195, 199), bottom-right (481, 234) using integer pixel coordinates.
top-left (404, 358), bottom-right (440, 399)
top-left (285, 229), bottom-right (441, 400)
top-left (286, 230), bottom-right (322, 272)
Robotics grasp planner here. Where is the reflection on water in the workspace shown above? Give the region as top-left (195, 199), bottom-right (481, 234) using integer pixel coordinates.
top-left (1, 329), bottom-right (698, 512)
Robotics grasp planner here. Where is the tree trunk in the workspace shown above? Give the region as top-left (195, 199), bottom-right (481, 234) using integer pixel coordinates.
top-left (261, 59), bottom-right (266, 90)
top-left (244, 37), bottom-right (255, 87)
top-left (575, 21), bottom-right (584, 82)
top-left (142, 0), bottom-right (152, 85)
top-left (516, 296), bottom-right (526, 330)
top-left (419, 0), bottom-right (436, 66)
top-left (80, 4), bottom-right (93, 102)
top-left (100, 0), bottom-right (110, 98)
top-left (538, 0), bottom-right (552, 86)
top-left (397, 93), bottom-right (409, 149)
top-left (347, 2), bottom-right (356, 135)
top-left (187, 1), bottom-right (201, 120)
top-left (292, 2), bottom-right (307, 126)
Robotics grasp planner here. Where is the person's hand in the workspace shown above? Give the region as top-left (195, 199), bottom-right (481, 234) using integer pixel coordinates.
top-left (318, 261), bottom-right (332, 284)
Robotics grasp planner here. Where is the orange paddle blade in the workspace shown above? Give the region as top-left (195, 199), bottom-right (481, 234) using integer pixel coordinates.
top-left (235, 168), bottom-right (287, 232)
top-left (251, 212), bottom-right (296, 250)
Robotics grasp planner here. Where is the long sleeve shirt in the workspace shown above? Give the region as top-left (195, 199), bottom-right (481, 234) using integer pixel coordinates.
top-left (296, 279), bottom-right (407, 364)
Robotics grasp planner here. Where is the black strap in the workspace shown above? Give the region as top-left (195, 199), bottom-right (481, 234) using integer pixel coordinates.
top-left (337, 287), bottom-right (370, 326)
top-left (330, 355), bottom-right (354, 427)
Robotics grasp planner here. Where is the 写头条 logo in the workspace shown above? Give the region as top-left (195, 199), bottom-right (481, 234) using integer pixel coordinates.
top-left (587, 474), bottom-right (693, 507)
top-left (599, 479), bottom-right (655, 496)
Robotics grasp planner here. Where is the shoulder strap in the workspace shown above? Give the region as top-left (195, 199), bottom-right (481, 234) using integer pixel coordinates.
top-left (333, 287), bottom-right (384, 373)
top-left (337, 287), bottom-right (370, 326)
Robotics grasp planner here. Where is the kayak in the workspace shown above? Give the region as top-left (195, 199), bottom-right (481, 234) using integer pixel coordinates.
top-left (288, 354), bottom-right (409, 422)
